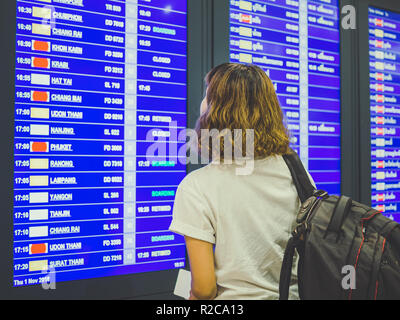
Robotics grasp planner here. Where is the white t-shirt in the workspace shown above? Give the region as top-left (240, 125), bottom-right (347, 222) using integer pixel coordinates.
top-left (169, 155), bottom-right (316, 300)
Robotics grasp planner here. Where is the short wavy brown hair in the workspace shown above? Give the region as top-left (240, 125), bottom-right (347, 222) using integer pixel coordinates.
top-left (196, 63), bottom-right (290, 160)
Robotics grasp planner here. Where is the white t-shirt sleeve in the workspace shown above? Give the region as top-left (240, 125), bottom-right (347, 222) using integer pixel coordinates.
top-left (169, 184), bottom-right (216, 244)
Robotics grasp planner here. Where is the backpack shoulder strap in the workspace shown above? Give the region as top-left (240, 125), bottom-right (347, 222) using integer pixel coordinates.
top-left (283, 150), bottom-right (316, 203)
top-left (279, 236), bottom-right (298, 300)
top-left (279, 151), bottom-right (316, 300)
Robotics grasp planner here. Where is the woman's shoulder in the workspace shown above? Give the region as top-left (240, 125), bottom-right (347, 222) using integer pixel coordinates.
top-left (181, 156), bottom-right (287, 183)
top-left (177, 164), bottom-right (216, 191)
top-left (178, 162), bottom-right (242, 196)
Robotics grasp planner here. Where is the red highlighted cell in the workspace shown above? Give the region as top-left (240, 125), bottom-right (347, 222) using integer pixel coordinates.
top-left (32, 57), bottom-right (50, 69)
top-left (32, 40), bottom-right (50, 52)
top-left (31, 91), bottom-right (50, 102)
top-left (30, 142), bottom-right (49, 153)
top-left (29, 243), bottom-right (48, 255)
top-left (376, 205), bottom-right (385, 212)
top-left (377, 161), bottom-right (385, 169)
top-left (376, 40), bottom-right (384, 48)
top-left (240, 14), bottom-right (251, 23)
top-left (376, 95), bottom-right (384, 103)
top-left (377, 128), bottom-right (384, 135)
top-left (375, 19), bottom-right (383, 27)
top-left (376, 106), bottom-right (385, 114)
top-left (376, 73), bottom-right (384, 81)
top-left (376, 117), bottom-right (384, 124)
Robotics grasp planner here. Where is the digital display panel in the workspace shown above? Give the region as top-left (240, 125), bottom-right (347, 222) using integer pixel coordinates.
top-left (229, 0), bottom-right (341, 194)
top-left (13, 0), bottom-right (187, 287)
top-left (369, 6), bottom-right (400, 223)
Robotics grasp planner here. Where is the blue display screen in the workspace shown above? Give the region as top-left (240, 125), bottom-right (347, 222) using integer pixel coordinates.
top-left (229, 0), bottom-right (341, 194)
top-left (13, 0), bottom-right (187, 287)
top-left (369, 6), bottom-right (400, 223)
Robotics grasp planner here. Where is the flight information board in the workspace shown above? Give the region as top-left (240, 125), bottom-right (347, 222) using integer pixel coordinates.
top-left (369, 6), bottom-right (400, 223)
top-left (13, 0), bottom-right (187, 287)
top-left (229, 0), bottom-right (341, 195)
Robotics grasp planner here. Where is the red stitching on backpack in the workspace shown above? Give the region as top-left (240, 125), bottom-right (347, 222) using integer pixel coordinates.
top-left (375, 238), bottom-right (386, 300)
top-left (374, 281), bottom-right (379, 300)
top-left (349, 221), bottom-right (365, 300)
top-left (361, 211), bottom-right (380, 221)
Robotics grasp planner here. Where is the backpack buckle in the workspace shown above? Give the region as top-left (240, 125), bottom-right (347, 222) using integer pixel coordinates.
top-left (296, 190), bottom-right (328, 224)
top-left (292, 222), bottom-right (308, 240)
top-left (313, 190), bottom-right (329, 199)
top-left (297, 196), bottom-right (317, 224)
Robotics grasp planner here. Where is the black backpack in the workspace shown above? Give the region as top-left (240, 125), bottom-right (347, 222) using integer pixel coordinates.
top-left (279, 151), bottom-right (400, 300)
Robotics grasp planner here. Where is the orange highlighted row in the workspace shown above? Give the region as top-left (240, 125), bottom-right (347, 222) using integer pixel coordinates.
top-left (376, 117), bottom-right (384, 124)
top-left (375, 40), bottom-right (383, 48)
top-left (376, 161), bottom-right (384, 169)
top-left (30, 243), bottom-right (48, 255)
top-left (32, 57), bottom-right (50, 69)
top-left (30, 141), bottom-right (49, 153)
top-left (376, 194), bottom-right (385, 202)
top-left (240, 14), bottom-right (251, 24)
top-left (31, 90), bottom-right (49, 102)
top-left (376, 106), bottom-right (384, 114)
top-left (375, 19), bottom-right (383, 27)
top-left (32, 40), bottom-right (50, 52)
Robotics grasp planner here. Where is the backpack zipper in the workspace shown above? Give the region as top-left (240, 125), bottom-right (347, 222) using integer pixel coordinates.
top-left (362, 226), bottom-right (368, 242)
